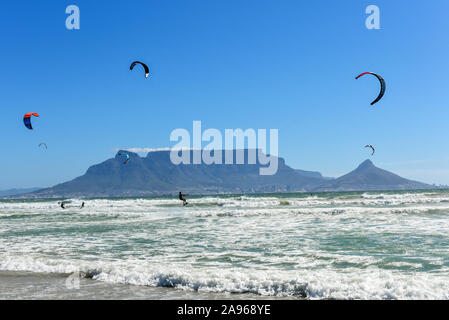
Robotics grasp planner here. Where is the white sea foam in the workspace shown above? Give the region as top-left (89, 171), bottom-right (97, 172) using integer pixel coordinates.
top-left (1, 191), bottom-right (449, 299)
top-left (1, 254), bottom-right (449, 299)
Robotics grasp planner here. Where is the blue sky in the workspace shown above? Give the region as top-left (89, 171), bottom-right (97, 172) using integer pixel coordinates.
top-left (1, 0), bottom-right (449, 189)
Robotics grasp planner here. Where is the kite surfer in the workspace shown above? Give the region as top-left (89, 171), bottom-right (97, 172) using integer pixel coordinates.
top-left (179, 192), bottom-right (189, 206)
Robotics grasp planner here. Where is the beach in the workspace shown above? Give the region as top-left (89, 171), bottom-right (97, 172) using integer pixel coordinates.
top-left (1, 191), bottom-right (449, 300)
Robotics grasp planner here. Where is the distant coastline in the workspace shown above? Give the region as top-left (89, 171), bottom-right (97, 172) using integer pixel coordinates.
top-left (2, 151), bottom-right (438, 200)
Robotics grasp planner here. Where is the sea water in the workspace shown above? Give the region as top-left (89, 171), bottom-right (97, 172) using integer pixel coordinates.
top-left (1, 190), bottom-right (449, 300)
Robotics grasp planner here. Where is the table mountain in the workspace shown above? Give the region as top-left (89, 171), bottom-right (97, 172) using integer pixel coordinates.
top-left (22, 150), bottom-right (323, 198)
top-left (12, 154), bottom-right (432, 199)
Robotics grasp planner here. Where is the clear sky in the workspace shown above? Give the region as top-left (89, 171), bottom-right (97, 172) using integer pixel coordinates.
top-left (1, 0), bottom-right (449, 189)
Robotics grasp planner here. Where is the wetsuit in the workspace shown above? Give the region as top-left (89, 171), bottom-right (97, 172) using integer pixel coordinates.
top-left (179, 192), bottom-right (188, 206)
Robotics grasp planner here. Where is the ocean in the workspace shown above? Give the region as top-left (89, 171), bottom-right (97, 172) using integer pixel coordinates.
top-left (1, 190), bottom-right (449, 300)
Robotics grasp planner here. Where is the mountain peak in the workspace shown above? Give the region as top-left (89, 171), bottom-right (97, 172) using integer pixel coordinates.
top-left (313, 159), bottom-right (431, 192)
top-left (357, 159), bottom-right (375, 170)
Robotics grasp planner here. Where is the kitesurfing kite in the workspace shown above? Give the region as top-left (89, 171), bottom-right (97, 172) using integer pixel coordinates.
top-left (130, 61), bottom-right (150, 78)
top-left (39, 143), bottom-right (47, 149)
top-left (355, 72), bottom-right (386, 105)
top-left (118, 152), bottom-right (130, 165)
top-left (23, 113), bottom-right (39, 130)
top-left (365, 144), bottom-right (375, 156)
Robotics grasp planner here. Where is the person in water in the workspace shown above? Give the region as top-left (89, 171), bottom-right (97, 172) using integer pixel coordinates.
top-left (80, 202), bottom-right (85, 209)
top-left (60, 202), bottom-right (66, 209)
top-left (179, 192), bottom-right (188, 206)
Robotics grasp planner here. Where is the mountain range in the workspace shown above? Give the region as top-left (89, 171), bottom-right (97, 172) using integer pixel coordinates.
top-left (7, 150), bottom-right (432, 199)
